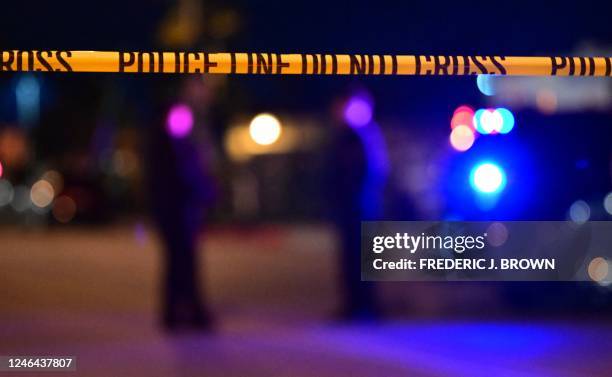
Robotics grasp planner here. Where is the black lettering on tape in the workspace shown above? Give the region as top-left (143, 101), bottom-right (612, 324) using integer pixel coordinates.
top-left (300, 54), bottom-right (307, 74)
top-left (138, 52), bottom-right (159, 73)
top-left (184, 52), bottom-right (200, 73)
top-left (578, 56), bottom-right (586, 76)
top-left (311, 54), bottom-right (319, 74)
top-left (367, 54), bottom-right (374, 74)
top-left (424, 55), bottom-right (433, 75)
top-left (35, 51), bottom-right (52, 71)
top-left (471, 56), bottom-right (487, 75)
top-left (256, 53), bottom-right (273, 74)
top-left (247, 53), bottom-right (254, 74)
top-left (462, 56), bottom-right (470, 75)
top-left (490, 56), bottom-right (507, 75)
top-left (17, 50), bottom-right (34, 71)
top-left (119, 52), bottom-right (135, 72)
top-left (0, 51), bottom-right (15, 71)
top-left (55, 50), bottom-right (73, 72)
top-left (588, 57), bottom-right (595, 76)
top-left (450, 55), bottom-right (458, 75)
top-left (203, 53), bottom-right (217, 73)
top-left (379, 55), bottom-right (385, 75)
top-left (330, 54), bottom-right (338, 74)
top-left (350, 55), bottom-right (366, 74)
top-left (275, 53), bottom-right (289, 74)
top-left (230, 53), bottom-right (237, 74)
top-left (550, 57), bottom-right (566, 75)
top-left (434, 55), bottom-right (450, 75)
top-left (173, 52), bottom-right (181, 73)
top-left (319, 54), bottom-right (326, 74)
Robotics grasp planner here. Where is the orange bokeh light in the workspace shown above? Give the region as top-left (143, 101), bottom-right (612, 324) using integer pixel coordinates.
top-left (449, 125), bottom-right (475, 152)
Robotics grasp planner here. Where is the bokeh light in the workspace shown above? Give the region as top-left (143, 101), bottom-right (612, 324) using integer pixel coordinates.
top-left (496, 108), bottom-right (515, 134)
top-left (587, 257), bottom-right (609, 283)
top-left (486, 222), bottom-right (509, 247)
top-left (476, 109), bottom-right (503, 134)
top-left (453, 105), bottom-right (474, 115)
top-left (343, 95), bottom-right (373, 128)
top-left (473, 108), bottom-right (515, 135)
top-left (470, 162), bottom-right (506, 194)
top-left (112, 150), bottom-right (139, 177)
top-left (0, 179), bottom-right (14, 206)
top-left (449, 125), bottom-right (475, 152)
top-left (134, 222), bottom-right (149, 247)
top-left (476, 75), bottom-right (496, 96)
top-left (603, 192), bottom-right (612, 216)
top-left (536, 89), bottom-right (558, 114)
top-left (166, 104), bottom-right (194, 138)
top-left (473, 109), bottom-right (485, 133)
top-left (569, 200), bottom-right (590, 224)
top-left (41, 170), bottom-right (64, 193)
top-left (451, 106), bottom-right (475, 130)
top-left (30, 179), bottom-right (55, 208)
top-left (52, 195), bottom-right (77, 223)
top-left (0, 128), bottom-right (29, 168)
top-left (16, 75), bottom-right (40, 126)
top-left (11, 185), bottom-right (31, 212)
top-left (0, 161), bottom-right (3, 178)
top-left (249, 113), bottom-right (282, 145)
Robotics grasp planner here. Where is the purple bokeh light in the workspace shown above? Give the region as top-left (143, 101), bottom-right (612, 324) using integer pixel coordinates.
top-left (166, 104), bottom-right (194, 138)
top-left (134, 222), bottom-right (148, 247)
top-left (343, 95), bottom-right (373, 128)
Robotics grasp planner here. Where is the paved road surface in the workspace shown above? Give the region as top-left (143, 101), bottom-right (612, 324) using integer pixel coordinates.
top-left (1, 225), bottom-right (610, 376)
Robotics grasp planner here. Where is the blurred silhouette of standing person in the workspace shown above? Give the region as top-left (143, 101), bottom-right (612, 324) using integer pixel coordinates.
top-left (145, 76), bottom-right (218, 331)
top-left (143, 0), bottom-right (231, 331)
top-left (327, 93), bottom-right (389, 320)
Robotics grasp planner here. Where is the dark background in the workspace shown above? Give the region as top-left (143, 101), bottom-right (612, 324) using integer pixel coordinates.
top-left (0, 1), bottom-right (611, 376)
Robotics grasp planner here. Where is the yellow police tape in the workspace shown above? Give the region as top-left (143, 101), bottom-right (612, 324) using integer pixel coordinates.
top-left (1, 51), bottom-right (612, 76)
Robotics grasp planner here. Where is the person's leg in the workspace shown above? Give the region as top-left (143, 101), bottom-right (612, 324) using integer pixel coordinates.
top-left (338, 220), bottom-right (378, 319)
top-left (161, 217), bottom-right (212, 331)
